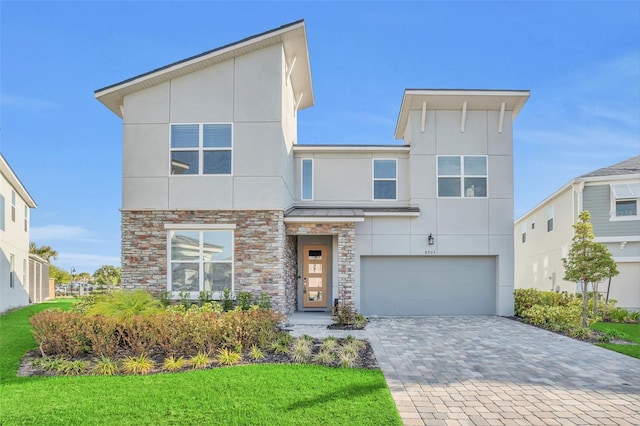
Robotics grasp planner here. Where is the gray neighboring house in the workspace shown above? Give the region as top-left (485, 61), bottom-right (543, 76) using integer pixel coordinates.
top-left (95, 20), bottom-right (529, 317)
top-left (515, 155), bottom-right (640, 310)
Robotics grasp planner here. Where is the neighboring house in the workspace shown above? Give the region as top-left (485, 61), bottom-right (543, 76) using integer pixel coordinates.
top-left (0, 153), bottom-right (41, 313)
top-left (515, 156), bottom-right (640, 310)
top-left (95, 20), bottom-right (529, 316)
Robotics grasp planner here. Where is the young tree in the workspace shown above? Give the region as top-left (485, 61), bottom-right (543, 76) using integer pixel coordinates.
top-left (93, 265), bottom-right (122, 292)
top-left (49, 265), bottom-right (71, 284)
top-left (563, 211), bottom-right (619, 327)
top-left (29, 242), bottom-right (58, 264)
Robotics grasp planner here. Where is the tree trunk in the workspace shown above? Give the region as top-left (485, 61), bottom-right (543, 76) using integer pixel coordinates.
top-left (593, 282), bottom-right (599, 316)
top-left (581, 281), bottom-right (588, 328)
top-left (604, 276), bottom-right (612, 320)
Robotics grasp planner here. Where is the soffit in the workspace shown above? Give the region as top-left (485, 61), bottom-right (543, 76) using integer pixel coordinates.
top-left (0, 154), bottom-right (37, 208)
top-left (95, 20), bottom-right (313, 118)
top-left (395, 89), bottom-right (530, 139)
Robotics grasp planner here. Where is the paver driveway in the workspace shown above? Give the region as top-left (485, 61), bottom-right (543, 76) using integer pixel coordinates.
top-left (290, 316), bottom-right (640, 426)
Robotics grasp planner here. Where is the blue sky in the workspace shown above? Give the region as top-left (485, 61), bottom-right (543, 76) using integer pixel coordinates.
top-left (1, 1), bottom-right (638, 274)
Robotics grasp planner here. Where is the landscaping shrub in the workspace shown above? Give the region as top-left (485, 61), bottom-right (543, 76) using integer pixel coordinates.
top-left (87, 290), bottom-right (162, 319)
top-left (333, 302), bottom-right (367, 329)
top-left (30, 306), bottom-right (283, 359)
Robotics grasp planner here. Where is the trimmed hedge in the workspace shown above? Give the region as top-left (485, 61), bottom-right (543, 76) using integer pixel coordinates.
top-left (31, 308), bottom-right (283, 358)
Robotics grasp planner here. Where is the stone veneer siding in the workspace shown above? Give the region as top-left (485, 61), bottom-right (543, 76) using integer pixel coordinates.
top-left (284, 222), bottom-right (356, 305)
top-left (121, 210), bottom-right (297, 315)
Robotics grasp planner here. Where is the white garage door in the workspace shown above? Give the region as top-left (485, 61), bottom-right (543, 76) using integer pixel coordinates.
top-left (360, 256), bottom-right (497, 316)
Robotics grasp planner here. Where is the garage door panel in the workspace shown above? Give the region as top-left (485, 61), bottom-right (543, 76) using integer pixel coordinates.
top-left (361, 256), bottom-right (496, 316)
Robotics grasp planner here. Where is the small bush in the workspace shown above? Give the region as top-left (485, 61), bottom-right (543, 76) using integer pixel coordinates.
top-left (92, 356), bottom-right (120, 376)
top-left (216, 348), bottom-right (242, 366)
top-left (88, 290), bottom-right (162, 319)
top-left (122, 353), bottom-right (155, 375)
top-left (163, 356), bottom-right (188, 372)
top-left (237, 292), bottom-right (253, 311)
top-left (290, 338), bottom-right (313, 363)
top-left (312, 350), bottom-right (335, 366)
top-left (320, 336), bottom-right (338, 352)
top-left (333, 302), bottom-right (367, 328)
top-left (257, 292), bottom-right (272, 310)
top-left (221, 288), bottom-right (234, 312)
top-left (190, 352), bottom-right (212, 369)
top-left (248, 345), bottom-right (265, 361)
top-left (59, 359), bottom-right (90, 376)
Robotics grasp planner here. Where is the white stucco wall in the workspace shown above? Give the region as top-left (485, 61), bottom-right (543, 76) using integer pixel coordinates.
top-left (0, 172), bottom-right (31, 313)
top-left (122, 44), bottom-right (293, 211)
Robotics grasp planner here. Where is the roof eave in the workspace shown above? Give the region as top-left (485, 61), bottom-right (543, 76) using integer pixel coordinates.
top-left (394, 89), bottom-right (530, 140)
top-left (0, 154), bottom-right (37, 208)
top-left (95, 20), bottom-right (313, 118)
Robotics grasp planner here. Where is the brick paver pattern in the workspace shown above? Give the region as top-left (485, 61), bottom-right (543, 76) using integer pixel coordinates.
top-left (289, 316), bottom-right (640, 426)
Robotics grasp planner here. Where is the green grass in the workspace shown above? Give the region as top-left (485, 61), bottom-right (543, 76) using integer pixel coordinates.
top-left (0, 301), bottom-right (401, 426)
top-left (590, 322), bottom-right (640, 359)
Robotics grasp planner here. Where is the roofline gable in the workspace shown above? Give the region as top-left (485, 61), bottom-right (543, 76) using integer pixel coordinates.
top-left (0, 153), bottom-right (37, 208)
top-left (95, 20), bottom-right (313, 118)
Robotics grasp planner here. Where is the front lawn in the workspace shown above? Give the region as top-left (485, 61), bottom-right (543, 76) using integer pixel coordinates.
top-left (0, 301), bottom-right (401, 426)
top-left (590, 322), bottom-right (640, 360)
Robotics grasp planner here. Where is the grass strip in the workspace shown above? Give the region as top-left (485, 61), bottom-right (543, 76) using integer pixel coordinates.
top-left (590, 322), bottom-right (640, 360)
top-left (1, 300), bottom-right (401, 425)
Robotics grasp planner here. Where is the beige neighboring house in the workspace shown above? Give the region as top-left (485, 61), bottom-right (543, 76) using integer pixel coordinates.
top-left (0, 153), bottom-right (49, 313)
top-left (96, 20), bottom-right (530, 317)
top-left (515, 156), bottom-right (640, 310)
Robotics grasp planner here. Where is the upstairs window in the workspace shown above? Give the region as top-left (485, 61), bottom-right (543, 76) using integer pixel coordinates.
top-left (171, 123), bottom-right (232, 175)
top-left (11, 190), bottom-right (16, 222)
top-left (9, 254), bottom-right (15, 288)
top-left (301, 159), bottom-right (313, 200)
top-left (531, 216), bottom-right (536, 230)
top-left (610, 183), bottom-right (640, 220)
top-left (547, 205), bottom-right (554, 232)
top-left (24, 206), bottom-right (28, 232)
top-left (437, 156), bottom-right (487, 197)
top-left (0, 194), bottom-right (5, 232)
top-left (521, 222), bottom-right (527, 243)
top-left (373, 159), bottom-right (397, 200)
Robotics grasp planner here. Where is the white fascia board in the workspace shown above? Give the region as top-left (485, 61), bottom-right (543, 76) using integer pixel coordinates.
top-left (283, 217), bottom-right (365, 223)
top-left (0, 154), bottom-right (37, 208)
top-left (595, 236), bottom-right (640, 243)
top-left (293, 145), bottom-right (409, 153)
top-left (581, 174), bottom-right (640, 184)
top-left (164, 224), bottom-right (237, 230)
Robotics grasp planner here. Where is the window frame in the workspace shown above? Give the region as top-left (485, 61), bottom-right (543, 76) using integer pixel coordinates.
top-left (24, 205), bottom-right (28, 232)
top-left (609, 183), bottom-right (640, 221)
top-left (372, 158), bottom-right (398, 201)
top-left (547, 205), bottom-right (554, 232)
top-left (170, 123), bottom-right (233, 176)
top-left (0, 194), bottom-right (5, 232)
top-left (437, 155), bottom-right (488, 198)
top-left (521, 222), bottom-right (527, 243)
top-left (11, 190), bottom-right (16, 222)
top-left (167, 227), bottom-right (234, 299)
top-left (301, 158), bottom-right (314, 201)
top-left (9, 253), bottom-right (15, 288)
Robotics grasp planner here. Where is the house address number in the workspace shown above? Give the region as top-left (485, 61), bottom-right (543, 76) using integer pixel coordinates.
top-left (424, 250), bottom-right (436, 255)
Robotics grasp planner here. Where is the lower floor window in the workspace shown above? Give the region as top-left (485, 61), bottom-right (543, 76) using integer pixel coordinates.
top-left (168, 230), bottom-right (233, 297)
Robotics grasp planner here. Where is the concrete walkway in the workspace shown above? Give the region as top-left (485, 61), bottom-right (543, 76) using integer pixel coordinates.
top-left (288, 316), bottom-right (640, 426)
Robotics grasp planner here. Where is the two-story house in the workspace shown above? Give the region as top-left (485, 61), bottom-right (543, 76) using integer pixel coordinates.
top-left (1, 153), bottom-right (48, 313)
top-left (95, 20), bottom-right (529, 316)
top-left (515, 155), bottom-right (640, 311)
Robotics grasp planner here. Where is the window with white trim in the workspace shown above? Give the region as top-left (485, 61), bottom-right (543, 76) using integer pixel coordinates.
top-left (170, 123), bottom-right (232, 175)
top-left (301, 159), bottom-right (313, 200)
top-left (437, 156), bottom-right (487, 197)
top-left (521, 222), bottom-right (527, 243)
top-left (24, 206), bottom-right (28, 232)
top-left (23, 259), bottom-right (27, 288)
top-left (610, 183), bottom-right (640, 220)
top-left (9, 254), bottom-right (15, 288)
top-left (373, 159), bottom-right (397, 200)
top-left (531, 216), bottom-right (536, 230)
top-left (547, 205), bottom-right (554, 232)
top-left (168, 229), bottom-right (233, 297)
top-left (11, 190), bottom-right (16, 222)
top-left (0, 194), bottom-right (5, 232)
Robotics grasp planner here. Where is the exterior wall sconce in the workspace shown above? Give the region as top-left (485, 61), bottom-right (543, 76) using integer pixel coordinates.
top-left (428, 233), bottom-right (435, 245)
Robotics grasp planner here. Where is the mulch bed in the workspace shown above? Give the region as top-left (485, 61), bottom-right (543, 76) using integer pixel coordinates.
top-left (18, 337), bottom-right (378, 378)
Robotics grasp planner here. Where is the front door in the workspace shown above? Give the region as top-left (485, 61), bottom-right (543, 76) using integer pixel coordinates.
top-left (302, 245), bottom-right (327, 308)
